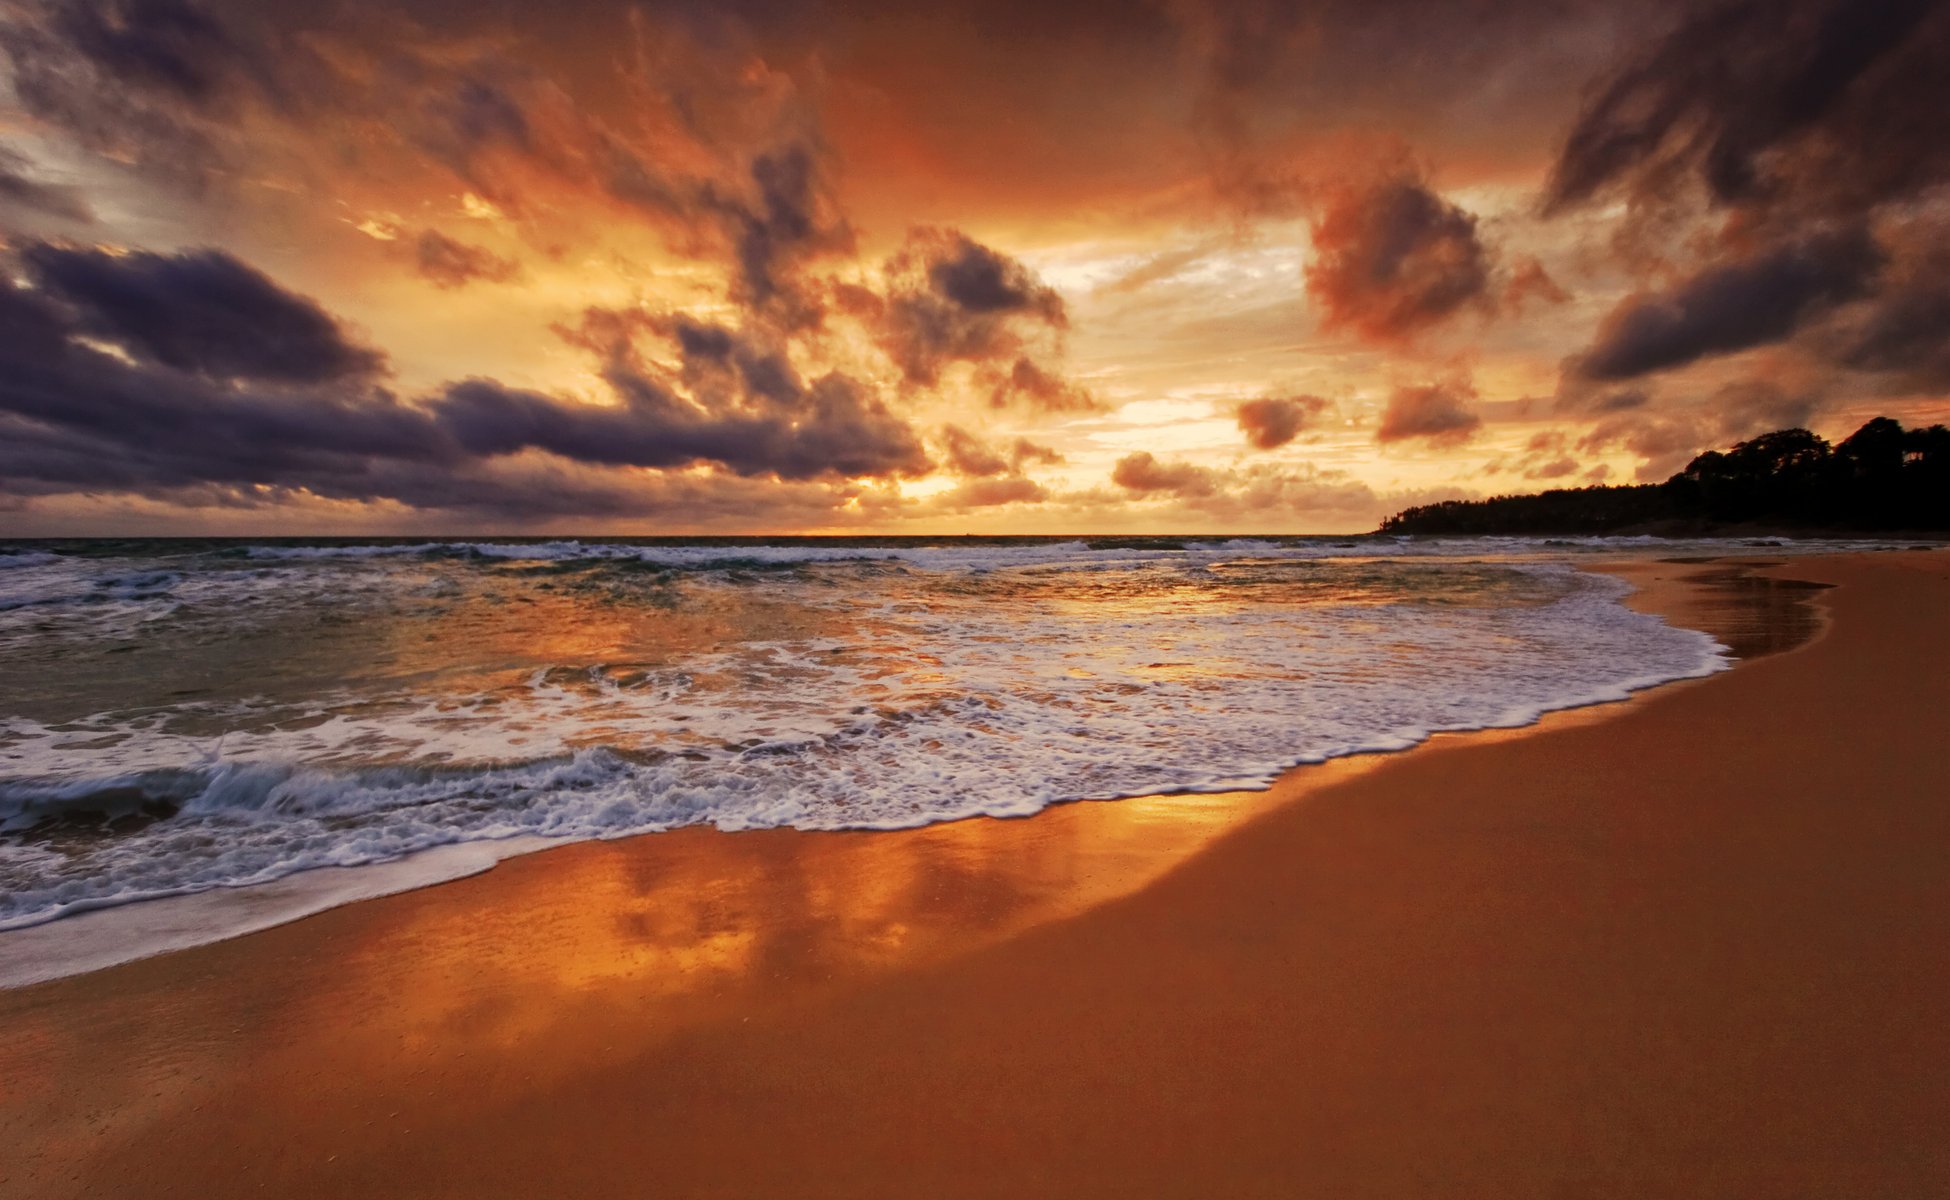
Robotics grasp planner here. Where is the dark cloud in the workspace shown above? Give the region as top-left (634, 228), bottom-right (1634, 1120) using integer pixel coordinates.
top-left (1570, 225), bottom-right (1882, 381)
top-left (928, 236), bottom-right (1056, 314)
top-left (19, 243), bottom-right (383, 383)
top-left (877, 228), bottom-right (1068, 386)
top-left (1236, 394), bottom-right (1327, 449)
top-left (1170, 0), bottom-right (1673, 215)
top-left (419, 78), bottom-right (532, 172)
top-left (0, 282), bottom-right (448, 498)
top-left (1833, 221), bottom-right (1950, 387)
top-left (476, 298), bottom-right (930, 481)
top-left (0, 0), bottom-right (286, 187)
top-left (1844, 295), bottom-right (1950, 386)
top-left (703, 143), bottom-right (855, 315)
top-left (1544, 0), bottom-right (1949, 222)
top-left (0, 242), bottom-right (931, 517)
top-left (0, 148), bottom-right (94, 223)
top-left (1304, 171), bottom-right (1493, 343)
top-left (413, 229), bottom-right (520, 289)
top-left (48, 0), bottom-right (247, 106)
top-left (1593, 389), bottom-right (1651, 412)
top-left (1375, 380), bottom-right (1483, 446)
top-left (1706, 379), bottom-right (1822, 440)
top-left (438, 368), bottom-right (928, 481)
top-left (1539, 0), bottom-right (1950, 423)
top-left (4, 0), bottom-right (854, 317)
top-left (551, 307), bottom-right (809, 414)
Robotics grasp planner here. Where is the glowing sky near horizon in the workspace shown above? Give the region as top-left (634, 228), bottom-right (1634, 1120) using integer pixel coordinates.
top-left (1, 0), bottom-right (1947, 534)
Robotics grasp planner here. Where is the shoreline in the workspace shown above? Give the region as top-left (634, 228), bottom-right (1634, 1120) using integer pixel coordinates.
top-left (4, 550), bottom-right (1945, 1197)
top-left (0, 554), bottom-right (1748, 990)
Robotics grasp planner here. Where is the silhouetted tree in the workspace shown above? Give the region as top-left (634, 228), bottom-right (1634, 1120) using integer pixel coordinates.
top-left (1379, 417), bottom-right (1950, 534)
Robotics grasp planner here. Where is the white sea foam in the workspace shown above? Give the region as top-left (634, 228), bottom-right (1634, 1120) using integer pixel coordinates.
top-left (7, 533), bottom-right (1909, 985)
top-left (229, 533), bottom-right (1887, 571)
top-left (0, 557), bottom-right (1732, 944)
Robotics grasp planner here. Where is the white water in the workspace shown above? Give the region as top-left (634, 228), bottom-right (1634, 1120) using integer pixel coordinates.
top-left (0, 535), bottom-right (1874, 984)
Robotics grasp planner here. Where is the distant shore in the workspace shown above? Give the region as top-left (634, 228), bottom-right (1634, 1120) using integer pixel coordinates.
top-left (3, 550), bottom-right (1946, 1198)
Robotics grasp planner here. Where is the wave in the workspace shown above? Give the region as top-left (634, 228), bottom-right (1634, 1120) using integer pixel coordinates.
top-left (0, 550), bottom-right (61, 570)
top-left (0, 566), bottom-right (1730, 932)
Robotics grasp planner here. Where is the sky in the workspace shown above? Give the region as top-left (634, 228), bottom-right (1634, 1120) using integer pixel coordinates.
top-left (0, 0), bottom-right (1946, 535)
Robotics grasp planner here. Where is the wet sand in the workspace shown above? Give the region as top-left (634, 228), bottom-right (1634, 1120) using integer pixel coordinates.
top-left (2, 551), bottom-right (1946, 1198)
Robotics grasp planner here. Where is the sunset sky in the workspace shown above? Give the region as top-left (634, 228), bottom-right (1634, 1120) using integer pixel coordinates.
top-left (1, 0), bottom-right (1947, 534)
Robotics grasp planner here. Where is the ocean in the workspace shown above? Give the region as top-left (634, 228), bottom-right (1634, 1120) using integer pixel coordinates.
top-left (0, 534), bottom-right (1882, 978)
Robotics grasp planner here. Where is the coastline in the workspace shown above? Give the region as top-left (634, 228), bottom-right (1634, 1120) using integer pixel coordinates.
top-left (0, 549), bottom-right (1736, 989)
top-left (3, 550), bottom-right (1945, 1197)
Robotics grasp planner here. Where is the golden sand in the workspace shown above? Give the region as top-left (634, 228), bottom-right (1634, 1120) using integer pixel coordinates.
top-left (2, 552), bottom-right (1945, 1198)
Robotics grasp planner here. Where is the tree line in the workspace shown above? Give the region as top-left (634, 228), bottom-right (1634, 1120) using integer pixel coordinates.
top-left (1378, 418), bottom-right (1950, 535)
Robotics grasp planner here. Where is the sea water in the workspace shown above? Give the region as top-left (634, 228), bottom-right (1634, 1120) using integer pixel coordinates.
top-left (0, 534), bottom-right (1878, 976)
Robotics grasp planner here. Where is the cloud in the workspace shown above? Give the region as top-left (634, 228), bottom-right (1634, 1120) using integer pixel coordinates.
top-left (1376, 380), bottom-right (1482, 446)
top-left (0, 281), bottom-right (450, 499)
top-left (986, 357), bottom-right (1098, 413)
top-left (3, 0), bottom-right (856, 320)
top-left (43, 0), bottom-right (249, 107)
top-left (1168, 0), bottom-right (1653, 218)
top-left (932, 424), bottom-right (1062, 508)
top-left (552, 307), bottom-right (813, 417)
top-left (438, 359), bottom-right (929, 482)
top-left (938, 424), bottom-right (1009, 476)
top-left (1008, 437), bottom-right (1064, 470)
top-left (1503, 257), bottom-right (1570, 309)
top-left (1095, 240), bottom-right (1222, 296)
top-left (1479, 430), bottom-right (1593, 481)
top-left (1236, 394), bottom-right (1327, 449)
top-left (1537, 0), bottom-right (1950, 433)
top-left (704, 142), bottom-right (855, 315)
top-left (1570, 224), bottom-right (1882, 380)
top-left (0, 148), bottom-right (93, 223)
top-left (1219, 462), bottom-right (1381, 517)
top-left (19, 242), bottom-right (383, 383)
top-left (413, 229), bottom-right (520, 289)
top-left (1705, 379), bottom-right (1821, 439)
top-left (876, 227), bottom-right (1068, 386)
top-left (931, 476), bottom-right (1049, 509)
top-left (1304, 170), bottom-right (1494, 343)
top-left (1576, 411), bottom-right (1710, 481)
top-left (0, 0), bottom-right (280, 188)
top-left (1543, 0), bottom-right (1949, 222)
top-left (1111, 451), bottom-right (1219, 497)
top-left (1110, 450), bottom-right (1384, 520)
top-left (0, 242), bottom-right (932, 518)
top-left (415, 77), bottom-right (533, 177)
top-left (1832, 218), bottom-right (1950, 387)
top-left (928, 424), bottom-right (1061, 517)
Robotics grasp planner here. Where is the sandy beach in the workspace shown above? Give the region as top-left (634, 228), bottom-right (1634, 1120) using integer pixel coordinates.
top-left (3, 549), bottom-right (1946, 1199)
